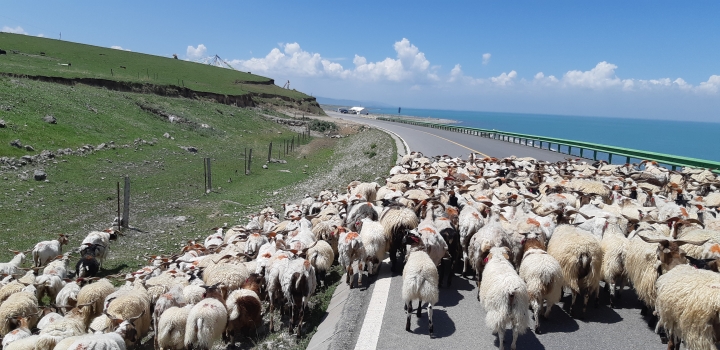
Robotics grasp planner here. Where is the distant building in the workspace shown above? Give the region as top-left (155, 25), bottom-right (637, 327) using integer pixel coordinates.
top-left (350, 107), bottom-right (369, 115)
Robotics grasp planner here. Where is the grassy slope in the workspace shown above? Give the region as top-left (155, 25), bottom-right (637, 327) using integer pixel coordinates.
top-left (0, 76), bottom-right (334, 265)
top-left (0, 32), bottom-right (309, 99)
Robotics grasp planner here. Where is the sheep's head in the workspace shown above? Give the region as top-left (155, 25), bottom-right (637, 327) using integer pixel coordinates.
top-left (486, 246), bottom-right (511, 262)
top-left (109, 309), bottom-right (145, 346)
top-left (637, 234), bottom-right (708, 274)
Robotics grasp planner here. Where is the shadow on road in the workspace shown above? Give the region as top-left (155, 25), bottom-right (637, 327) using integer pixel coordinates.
top-left (495, 329), bottom-right (546, 350)
top-left (436, 275), bottom-right (473, 308)
top-left (408, 308), bottom-right (456, 338)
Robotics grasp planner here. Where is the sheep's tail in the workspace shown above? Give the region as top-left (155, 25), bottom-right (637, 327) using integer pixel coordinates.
top-left (578, 253), bottom-right (591, 280)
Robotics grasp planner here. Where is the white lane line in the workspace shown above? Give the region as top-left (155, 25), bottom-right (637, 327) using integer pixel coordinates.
top-left (354, 258), bottom-right (392, 350)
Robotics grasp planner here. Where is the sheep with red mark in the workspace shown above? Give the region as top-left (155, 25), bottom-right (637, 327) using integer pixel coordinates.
top-left (32, 234), bottom-right (69, 267)
top-left (1, 316), bottom-right (31, 348)
top-left (0, 291), bottom-right (38, 337)
top-left (65, 310), bottom-right (145, 350)
top-left (157, 305), bottom-right (192, 350)
top-left (401, 231), bottom-right (439, 337)
top-left (338, 229), bottom-right (366, 288)
top-left (480, 246), bottom-right (530, 350)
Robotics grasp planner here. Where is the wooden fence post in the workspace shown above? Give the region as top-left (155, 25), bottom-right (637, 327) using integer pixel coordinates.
top-left (248, 149), bottom-right (253, 174)
top-left (205, 158), bottom-right (212, 192)
top-left (268, 142), bottom-right (272, 162)
top-left (122, 176), bottom-right (130, 229)
top-left (116, 182), bottom-right (121, 229)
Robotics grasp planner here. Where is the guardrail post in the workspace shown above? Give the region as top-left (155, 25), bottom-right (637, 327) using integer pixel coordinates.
top-left (593, 150), bottom-right (597, 160)
top-left (568, 146), bottom-right (572, 155)
top-left (626, 156), bottom-right (630, 164)
top-left (580, 148), bottom-right (584, 158)
top-left (608, 153), bottom-right (613, 164)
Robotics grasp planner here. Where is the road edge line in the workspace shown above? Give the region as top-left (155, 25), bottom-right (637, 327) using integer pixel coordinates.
top-left (353, 258), bottom-right (392, 350)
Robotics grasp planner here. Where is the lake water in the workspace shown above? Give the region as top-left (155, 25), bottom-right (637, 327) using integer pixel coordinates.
top-left (369, 108), bottom-right (720, 163)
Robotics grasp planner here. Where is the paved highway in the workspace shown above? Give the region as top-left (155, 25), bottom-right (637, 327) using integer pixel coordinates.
top-left (317, 111), bottom-right (665, 350)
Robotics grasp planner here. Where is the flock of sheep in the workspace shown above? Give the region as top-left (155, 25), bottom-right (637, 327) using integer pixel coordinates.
top-left (1, 151), bottom-right (720, 350)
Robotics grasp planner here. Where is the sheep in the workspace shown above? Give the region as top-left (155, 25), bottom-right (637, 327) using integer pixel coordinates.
top-left (182, 284), bottom-right (205, 305)
top-left (380, 204), bottom-right (420, 272)
top-left (401, 232), bottom-right (439, 337)
top-left (2, 316), bottom-right (31, 348)
top-left (37, 309), bottom-right (63, 331)
top-left (282, 257), bottom-right (317, 337)
top-left (599, 217), bottom-right (629, 308)
top-left (80, 229), bottom-right (119, 268)
top-left (359, 217), bottom-right (387, 276)
top-left (0, 291), bottom-right (38, 337)
top-left (32, 234), bottom-right (69, 267)
top-left (184, 283), bottom-right (228, 350)
top-left (518, 232), bottom-right (563, 334)
top-left (546, 224), bottom-right (603, 318)
top-left (75, 243), bottom-right (103, 278)
top-left (225, 273), bottom-right (263, 342)
top-left (338, 229), bottom-right (366, 288)
top-left (36, 307), bottom-right (89, 349)
top-left (104, 280), bottom-right (152, 347)
top-left (152, 284), bottom-right (185, 349)
top-left (480, 246), bottom-right (530, 350)
top-left (3, 335), bottom-right (40, 350)
top-left (34, 274), bottom-right (66, 303)
top-left (65, 310), bottom-right (145, 349)
top-left (202, 261), bottom-right (249, 299)
top-left (457, 202), bottom-right (484, 277)
top-left (56, 280), bottom-right (82, 315)
top-left (76, 278), bottom-right (115, 326)
top-left (157, 305), bottom-right (191, 350)
top-left (655, 264), bottom-right (720, 350)
top-left (305, 239), bottom-right (334, 286)
top-left (43, 253), bottom-right (71, 278)
top-left (0, 251), bottom-right (27, 276)
top-left (265, 251), bottom-right (293, 333)
top-left (0, 280), bottom-right (26, 304)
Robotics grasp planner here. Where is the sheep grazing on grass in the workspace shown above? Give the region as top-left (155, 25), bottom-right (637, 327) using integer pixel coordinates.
top-left (184, 283), bottom-right (228, 350)
top-left (518, 231), bottom-right (563, 334)
top-left (32, 234), bottom-right (69, 267)
top-left (401, 231), bottom-right (439, 338)
top-left (480, 246), bottom-right (530, 350)
top-left (546, 225), bottom-right (602, 319)
top-left (79, 229), bottom-right (119, 269)
top-left (338, 228), bottom-right (367, 289)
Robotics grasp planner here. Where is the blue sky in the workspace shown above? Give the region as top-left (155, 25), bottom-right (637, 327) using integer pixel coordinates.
top-left (2, 1), bottom-right (719, 121)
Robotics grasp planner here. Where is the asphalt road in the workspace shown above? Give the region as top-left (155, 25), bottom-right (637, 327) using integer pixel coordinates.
top-left (322, 110), bottom-right (670, 350)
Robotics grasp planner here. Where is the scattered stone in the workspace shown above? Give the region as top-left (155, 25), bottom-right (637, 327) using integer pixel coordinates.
top-left (21, 155), bottom-right (33, 163)
top-left (278, 169), bottom-right (291, 173)
top-left (96, 143), bottom-right (106, 150)
top-left (0, 119), bottom-right (5, 128)
top-left (163, 132), bottom-right (173, 139)
top-left (262, 164), bottom-right (268, 169)
top-left (33, 170), bottom-right (47, 181)
top-left (200, 123), bottom-right (210, 128)
top-left (24, 145), bottom-right (35, 152)
top-left (43, 115), bottom-right (57, 124)
top-left (180, 146), bottom-right (198, 153)
top-left (10, 139), bottom-right (22, 148)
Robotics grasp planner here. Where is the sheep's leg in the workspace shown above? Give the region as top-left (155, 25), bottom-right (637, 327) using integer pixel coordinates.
top-left (405, 301), bottom-right (412, 332)
top-left (607, 280), bottom-right (616, 308)
top-left (510, 324), bottom-right (519, 350)
top-left (269, 302), bottom-right (276, 332)
top-left (346, 265), bottom-right (353, 288)
top-left (582, 291), bottom-right (590, 318)
top-left (543, 300), bottom-right (552, 319)
top-left (531, 298), bottom-right (541, 334)
top-left (437, 264), bottom-right (444, 288)
top-left (357, 261), bottom-right (364, 287)
top-left (497, 327), bottom-right (505, 350)
top-left (461, 253), bottom-right (469, 277)
top-left (594, 288), bottom-right (600, 308)
top-left (428, 302), bottom-right (434, 337)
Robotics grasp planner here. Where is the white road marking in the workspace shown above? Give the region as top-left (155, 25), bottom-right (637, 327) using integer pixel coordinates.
top-left (354, 258), bottom-right (392, 350)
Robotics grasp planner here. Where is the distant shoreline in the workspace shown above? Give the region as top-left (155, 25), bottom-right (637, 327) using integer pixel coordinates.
top-left (320, 105), bottom-right (459, 124)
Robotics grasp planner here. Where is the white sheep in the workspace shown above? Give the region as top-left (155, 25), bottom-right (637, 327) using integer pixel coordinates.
top-left (457, 202), bottom-right (484, 277)
top-left (104, 281), bottom-right (152, 347)
top-left (42, 253), bottom-right (71, 278)
top-left (305, 239), bottom-right (334, 286)
top-left (359, 217), bottom-right (387, 275)
top-left (518, 231), bottom-right (563, 334)
top-left (32, 234), bottom-right (69, 267)
top-left (34, 274), bottom-right (66, 303)
top-left (36, 307), bottom-right (88, 349)
top-left (338, 229), bottom-right (366, 288)
top-left (184, 284), bottom-right (227, 350)
top-left (76, 278), bottom-right (115, 326)
top-left (0, 291), bottom-right (38, 337)
top-left (56, 281), bottom-right (81, 315)
top-left (3, 335), bottom-right (40, 350)
top-left (0, 251), bottom-right (27, 276)
top-left (157, 305), bottom-right (191, 350)
top-left (1, 316), bottom-right (31, 348)
top-left (380, 204), bottom-right (420, 272)
top-left (480, 246), bottom-right (530, 350)
top-left (546, 224), bottom-right (602, 318)
top-left (401, 233), bottom-right (439, 337)
top-left (152, 284), bottom-right (185, 349)
top-left (655, 264), bottom-right (720, 350)
top-left (65, 311), bottom-right (144, 349)
top-left (599, 217), bottom-right (629, 308)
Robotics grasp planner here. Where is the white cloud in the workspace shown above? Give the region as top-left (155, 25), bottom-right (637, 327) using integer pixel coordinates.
top-left (111, 45), bottom-right (131, 51)
top-left (697, 75), bottom-right (720, 94)
top-left (229, 38), bottom-right (437, 82)
top-left (490, 70), bottom-right (517, 86)
top-left (562, 61), bottom-right (627, 89)
top-left (186, 44), bottom-right (207, 60)
top-left (1, 26), bottom-right (28, 35)
top-left (482, 53), bottom-right (491, 65)
top-left (37, 34), bottom-right (44, 38)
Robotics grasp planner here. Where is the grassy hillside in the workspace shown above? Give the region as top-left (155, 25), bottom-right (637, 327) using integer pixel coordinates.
top-left (0, 32), bottom-right (311, 100)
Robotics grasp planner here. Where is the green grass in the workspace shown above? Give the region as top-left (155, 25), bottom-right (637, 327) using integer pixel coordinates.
top-left (0, 32), bottom-right (310, 100)
top-left (0, 76), bottom-right (336, 268)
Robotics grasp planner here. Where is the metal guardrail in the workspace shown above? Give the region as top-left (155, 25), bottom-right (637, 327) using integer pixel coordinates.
top-left (377, 117), bottom-right (720, 172)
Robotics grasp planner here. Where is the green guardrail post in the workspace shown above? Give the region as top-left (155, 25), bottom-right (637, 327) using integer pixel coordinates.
top-left (568, 146), bottom-right (572, 156)
top-left (580, 148), bottom-right (584, 158)
top-left (608, 153), bottom-right (613, 164)
top-left (593, 150), bottom-right (597, 160)
top-left (539, 141), bottom-right (543, 148)
top-left (626, 156), bottom-right (630, 164)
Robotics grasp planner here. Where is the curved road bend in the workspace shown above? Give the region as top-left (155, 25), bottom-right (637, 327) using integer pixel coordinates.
top-left (327, 111), bottom-right (570, 162)
top-left (320, 110), bottom-right (663, 350)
